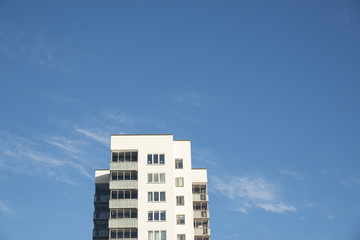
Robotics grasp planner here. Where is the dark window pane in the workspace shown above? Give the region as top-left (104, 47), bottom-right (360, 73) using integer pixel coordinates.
top-left (131, 171), bottom-right (137, 180)
top-left (125, 172), bottom-right (130, 180)
top-left (111, 210), bottom-right (116, 218)
top-left (148, 211), bottom-right (153, 221)
top-left (118, 172), bottom-right (124, 180)
top-left (118, 230), bottom-right (123, 238)
top-left (160, 192), bottom-right (165, 201)
top-left (154, 211), bottom-right (159, 220)
top-left (131, 190), bottom-right (137, 199)
top-left (118, 191), bottom-right (124, 199)
top-left (125, 152), bottom-right (131, 162)
top-left (112, 152), bottom-right (118, 162)
top-left (119, 152), bottom-right (124, 162)
top-left (118, 209), bottom-right (123, 218)
top-left (131, 229), bottom-right (137, 238)
top-left (111, 230), bottom-right (116, 239)
top-left (131, 152), bottom-right (138, 162)
top-left (111, 172), bottom-right (117, 181)
top-left (154, 154), bottom-right (158, 164)
top-left (160, 154), bottom-right (165, 164)
top-left (131, 209), bottom-right (137, 218)
top-left (154, 192), bottom-right (159, 201)
top-left (161, 211), bottom-right (166, 220)
top-left (148, 154), bottom-right (152, 164)
top-left (125, 190), bottom-right (130, 199)
top-left (111, 191), bottom-right (117, 199)
top-left (124, 229), bottom-right (130, 238)
top-left (124, 209), bottom-right (130, 218)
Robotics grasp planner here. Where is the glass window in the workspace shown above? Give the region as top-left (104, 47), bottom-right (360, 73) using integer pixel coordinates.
top-left (160, 211), bottom-right (166, 221)
top-left (111, 210), bottom-right (116, 218)
top-left (125, 152), bottom-right (131, 162)
top-left (112, 152), bottom-right (118, 162)
top-left (148, 211), bottom-right (153, 221)
top-left (175, 159), bottom-right (183, 169)
top-left (131, 229), bottom-right (137, 238)
top-left (154, 192), bottom-right (159, 201)
top-left (125, 190), bottom-right (130, 199)
top-left (118, 172), bottom-right (124, 180)
top-left (148, 154), bottom-right (152, 164)
top-left (154, 231), bottom-right (160, 240)
top-left (131, 190), bottom-right (137, 199)
top-left (111, 191), bottom-right (117, 199)
top-left (118, 209), bottom-right (123, 218)
top-left (131, 209), bottom-right (137, 218)
top-left (125, 172), bottom-right (131, 180)
top-left (111, 172), bottom-right (117, 180)
top-left (124, 209), bottom-right (130, 218)
top-left (148, 192), bottom-right (153, 201)
top-left (118, 230), bottom-right (123, 239)
top-left (161, 231), bottom-right (166, 240)
top-left (154, 154), bottom-right (158, 164)
top-left (154, 173), bottom-right (159, 183)
top-left (111, 230), bottom-right (116, 239)
top-left (176, 196), bottom-right (184, 205)
top-left (160, 154), bottom-right (165, 164)
top-left (177, 215), bottom-right (185, 224)
top-left (177, 234), bottom-right (185, 240)
top-left (148, 231), bottom-right (153, 240)
top-left (131, 171), bottom-right (137, 180)
top-left (154, 211), bottom-right (159, 220)
top-left (118, 190), bottom-right (124, 199)
top-left (131, 152), bottom-right (137, 162)
top-left (176, 177), bottom-right (184, 187)
top-left (160, 173), bottom-right (165, 183)
top-left (124, 229), bottom-right (130, 238)
top-left (119, 152), bottom-right (125, 162)
top-left (148, 173), bottom-right (152, 183)
top-left (160, 192), bottom-right (165, 201)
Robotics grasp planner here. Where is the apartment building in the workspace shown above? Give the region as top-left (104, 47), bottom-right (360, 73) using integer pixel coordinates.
top-left (93, 134), bottom-right (210, 240)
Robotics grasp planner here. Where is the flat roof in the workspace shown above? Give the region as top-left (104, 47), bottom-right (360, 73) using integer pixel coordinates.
top-left (192, 168), bottom-right (207, 170)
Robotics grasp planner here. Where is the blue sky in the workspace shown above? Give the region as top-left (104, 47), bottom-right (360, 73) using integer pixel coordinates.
top-left (1, 0), bottom-right (360, 239)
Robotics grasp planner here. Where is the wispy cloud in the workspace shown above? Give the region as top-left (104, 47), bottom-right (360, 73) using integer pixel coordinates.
top-left (192, 148), bottom-right (217, 167)
top-left (43, 93), bottom-right (80, 105)
top-left (224, 233), bottom-right (243, 239)
top-left (75, 128), bottom-right (109, 146)
top-left (0, 200), bottom-right (15, 216)
top-left (211, 175), bottom-right (296, 214)
top-left (107, 113), bottom-right (135, 126)
top-left (279, 169), bottom-right (304, 180)
top-left (340, 176), bottom-right (360, 186)
top-left (175, 92), bottom-right (204, 108)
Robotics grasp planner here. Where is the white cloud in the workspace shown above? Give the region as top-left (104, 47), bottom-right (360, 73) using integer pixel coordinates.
top-left (75, 128), bottom-right (109, 146)
top-left (175, 92), bottom-right (203, 107)
top-left (107, 113), bottom-right (135, 126)
top-left (211, 175), bottom-right (296, 214)
top-left (0, 200), bottom-right (15, 216)
top-left (192, 148), bottom-right (217, 167)
top-left (279, 169), bottom-right (303, 180)
top-left (341, 176), bottom-right (360, 186)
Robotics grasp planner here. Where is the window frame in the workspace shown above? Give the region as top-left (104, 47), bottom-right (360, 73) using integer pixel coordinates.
top-left (176, 196), bottom-right (185, 206)
top-left (175, 177), bottom-right (184, 187)
top-left (176, 214), bottom-right (185, 225)
top-left (175, 158), bottom-right (183, 169)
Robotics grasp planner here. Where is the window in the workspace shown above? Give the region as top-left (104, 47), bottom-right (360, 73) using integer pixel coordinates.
top-left (110, 190), bottom-right (138, 199)
top-left (147, 154), bottom-right (165, 165)
top-left (147, 173), bottom-right (165, 183)
top-left (175, 159), bottom-right (183, 169)
top-left (176, 196), bottom-right (184, 206)
top-left (147, 211), bottom-right (164, 221)
top-left (175, 177), bottom-right (184, 187)
top-left (111, 171), bottom-right (137, 181)
top-left (148, 191), bottom-right (166, 202)
top-left (111, 209), bottom-right (137, 219)
top-left (112, 151), bottom-right (138, 162)
top-left (176, 214), bottom-right (185, 224)
top-left (148, 231), bottom-right (166, 240)
top-left (177, 234), bottom-right (186, 240)
top-left (110, 228), bottom-right (137, 239)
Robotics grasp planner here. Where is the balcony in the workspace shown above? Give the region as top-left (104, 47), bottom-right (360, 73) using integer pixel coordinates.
top-left (193, 210), bottom-right (210, 218)
top-left (194, 227), bottom-right (211, 236)
top-left (94, 195), bottom-right (110, 202)
top-left (193, 193), bottom-right (208, 201)
top-left (110, 180), bottom-right (138, 189)
top-left (93, 212), bottom-right (109, 220)
top-left (109, 199), bottom-right (138, 208)
top-left (109, 218), bottom-right (138, 228)
top-left (110, 162), bottom-right (138, 171)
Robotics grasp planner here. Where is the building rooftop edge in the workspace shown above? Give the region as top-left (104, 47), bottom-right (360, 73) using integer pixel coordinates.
top-left (192, 168), bottom-right (207, 170)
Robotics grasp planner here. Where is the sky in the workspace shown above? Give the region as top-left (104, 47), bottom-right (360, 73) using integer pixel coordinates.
top-left (0, 0), bottom-right (360, 239)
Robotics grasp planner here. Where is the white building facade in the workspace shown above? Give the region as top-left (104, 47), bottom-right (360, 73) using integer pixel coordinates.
top-left (93, 134), bottom-right (210, 240)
